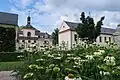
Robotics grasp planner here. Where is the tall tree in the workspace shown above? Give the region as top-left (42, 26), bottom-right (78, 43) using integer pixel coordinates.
top-left (52, 28), bottom-right (59, 45)
top-left (76, 12), bottom-right (105, 43)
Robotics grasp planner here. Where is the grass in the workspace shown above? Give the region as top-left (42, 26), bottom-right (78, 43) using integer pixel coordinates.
top-left (0, 61), bottom-right (24, 71)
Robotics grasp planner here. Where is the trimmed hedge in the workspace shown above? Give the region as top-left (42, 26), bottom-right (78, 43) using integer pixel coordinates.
top-left (0, 52), bottom-right (24, 62)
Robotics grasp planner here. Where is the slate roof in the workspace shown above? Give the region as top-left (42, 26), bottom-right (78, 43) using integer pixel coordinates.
top-left (0, 12), bottom-right (18, 25)
top-left (65, 21), bottom-right (115, 35)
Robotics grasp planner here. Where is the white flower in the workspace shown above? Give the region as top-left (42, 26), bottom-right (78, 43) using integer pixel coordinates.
top-left (36, 58), bottom-right (44, 62)
top-left (65, 76), bottom-right (76, 80)
top-left (100, 71), bottom-right (110, 75)
top-left (44, 51), bottom-right (50, 54)
top-left (23, 73), bottom-right (33, 79)
top-left (76, 77), bottom-right (82, 80)
top-left (74, 57), bottom-right (81, 60)
top-left (67, 54), bottom-right (74, 56)
top-left (85, 55), bottom-right (93, 60)
top-left (48, 54), bottom-right (54, 58)
top-left (54, 57), bottom-right (61, 59)
top-left (104, 55), bottom-right (116, 66)
top-left (29, 64), bottom-right (39, 69)
top-left (25, 48), bottom-right (33, 52)
top-left (94, 52), bottom-right (102, 56)
top-left (98, 50), bottom-right (105, 53)
top-left (17, 55), bottom-right (24, 58)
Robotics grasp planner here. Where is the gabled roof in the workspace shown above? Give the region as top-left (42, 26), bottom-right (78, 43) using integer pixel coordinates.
top-left (0, 12), bottom-right (18, 25)
top-left (64, 21), bottom-right (79, 30)
top-left (64, 21), bottom-right (116, 35)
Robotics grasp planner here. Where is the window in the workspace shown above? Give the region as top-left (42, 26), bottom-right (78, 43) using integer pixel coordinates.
top-left (109, 37), bottom-right (111, 42)
top-left (17, 40), bottom-right (19, 43)
top-left (28, 40), bottom-right (31, 43)
top-left (104, 37), bottom-right (107, 42)
top-left (22, 40), bottom-right (25, 42)
top-left (99, 36), bottom-right (102, 42)
top-left (63, 26), bottom-right (65, 28)
top-left (38, 36), bottom-right (40, 38)
top-left (44, 41), bottom-right (49, 44)
top-left (74, 34), bottom-right (77, 41)
top-left (27, 32), bottom-right (31, 37)
top-left (34, 40), bottom-right (36, 43)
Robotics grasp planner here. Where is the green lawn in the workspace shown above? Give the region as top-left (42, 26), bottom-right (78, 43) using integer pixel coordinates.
top-left (0, 61), bottom-right (23, 71)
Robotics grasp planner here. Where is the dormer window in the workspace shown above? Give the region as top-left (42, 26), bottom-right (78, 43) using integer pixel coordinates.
top-left (27, 32), bottom-right (31, 37)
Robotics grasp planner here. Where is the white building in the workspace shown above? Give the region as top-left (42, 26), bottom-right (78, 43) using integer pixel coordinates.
top-left (16, 16), bottom-right (52, 51)
top-left (59, 21), bottom-right (116, 49)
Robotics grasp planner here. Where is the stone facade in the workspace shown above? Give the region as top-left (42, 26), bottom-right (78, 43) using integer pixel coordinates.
top-left (59, 21), bottom-right (116, 49)
top-left (113, 25), bottom-right (120, 47)
top-left (16, 16), bottom-right (52, 51)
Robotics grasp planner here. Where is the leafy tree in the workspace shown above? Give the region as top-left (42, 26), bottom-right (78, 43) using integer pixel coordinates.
top-left (52, 28), bottom-right (59, 45)
top-left (76, 12), bottom-right (105, 43)
top-left (0, 27), bottom-right (16, 52)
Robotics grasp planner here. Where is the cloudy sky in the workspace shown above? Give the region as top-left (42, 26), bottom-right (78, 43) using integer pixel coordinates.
top-left (0, 0), bottom-right (120, 34)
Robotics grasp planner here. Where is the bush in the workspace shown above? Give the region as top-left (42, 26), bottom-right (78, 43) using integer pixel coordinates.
top-left (14, 43), bottom-right (120, 80)
top-left (0, 52), bottom-right (24, 62)
top-left (0, 27), bottom-right (16, 52)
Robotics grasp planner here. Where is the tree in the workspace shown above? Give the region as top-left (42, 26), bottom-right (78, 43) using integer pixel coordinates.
top-left (52, 28), bottom-right (59, 45)
top-left (76, 12), bottom-right (105, 43)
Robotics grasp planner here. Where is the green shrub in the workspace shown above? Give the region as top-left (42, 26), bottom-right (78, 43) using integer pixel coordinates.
top-left (0, 52), bottom-right (24, 62)
top-left (0, 27), bottom-right (16, 52)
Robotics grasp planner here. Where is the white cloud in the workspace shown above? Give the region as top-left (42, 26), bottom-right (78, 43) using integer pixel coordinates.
top-left (9, 0), bottom-right (120, 33)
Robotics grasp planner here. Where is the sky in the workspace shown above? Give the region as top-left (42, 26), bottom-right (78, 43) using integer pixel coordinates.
top-left (0, 0), bottom-right (120, 34)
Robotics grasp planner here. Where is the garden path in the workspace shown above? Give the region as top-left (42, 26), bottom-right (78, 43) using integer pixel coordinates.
top-left (0, 71), bottom-right (16, 80)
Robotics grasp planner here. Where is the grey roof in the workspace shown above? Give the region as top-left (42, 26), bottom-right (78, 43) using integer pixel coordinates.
top-left (65, 21), bottom-right (115, 35)
top-left (65, 21), bottom-right (79, 30)
top-left (0, 12), bottom-right (18, 25)
top-left (101, 27), bottom-right (116, 35)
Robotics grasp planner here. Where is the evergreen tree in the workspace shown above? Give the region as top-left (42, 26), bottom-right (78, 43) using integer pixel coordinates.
top-left (76, 12), bottom-right (105, 43)
top-left (51, 28), bottom-right (59, 45)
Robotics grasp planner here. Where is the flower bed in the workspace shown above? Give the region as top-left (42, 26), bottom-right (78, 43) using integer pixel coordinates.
top-left (14, 43), bottom-right (120, 80)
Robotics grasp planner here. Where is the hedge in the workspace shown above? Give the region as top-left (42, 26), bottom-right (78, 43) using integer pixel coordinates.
top-left (0, 52), bottom-right (24, 62)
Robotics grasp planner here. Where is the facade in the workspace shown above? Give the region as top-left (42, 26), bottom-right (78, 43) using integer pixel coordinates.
top-left (59, 21), bottom-right (116, 49)
top-left (113, 25), bottom-right (120, 47)
top-left (16, 16), bottom-right (52, 51)
top-left (0, 12), bottom-right (18, 52)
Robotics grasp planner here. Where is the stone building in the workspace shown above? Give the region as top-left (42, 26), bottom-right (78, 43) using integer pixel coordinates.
top-left (59, 21), bottom-right (116, 49)
top-left (16, 16), bottom-right (52, 51)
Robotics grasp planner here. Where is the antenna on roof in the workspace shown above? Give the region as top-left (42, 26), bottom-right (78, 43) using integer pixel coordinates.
top-left (89, 11), bottom-right (91, 17)
top-left (28, 10), bottom-right (31, 17)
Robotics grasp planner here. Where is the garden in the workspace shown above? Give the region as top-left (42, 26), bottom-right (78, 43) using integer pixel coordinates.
top-left (12, 42), bottom-right (120, 80)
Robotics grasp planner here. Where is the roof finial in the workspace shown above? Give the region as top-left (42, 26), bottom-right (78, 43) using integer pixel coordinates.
top-left (89, 11), bottom-right (91, 17)
top-left (27, 10), bottom-right (31, 25)
top-left (28, 10), bottom-right (30, 17)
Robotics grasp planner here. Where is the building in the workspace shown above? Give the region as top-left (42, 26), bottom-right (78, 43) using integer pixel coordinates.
top-left (113, 25), bottom-right (120, 47)
top-left (16, 16), bottom-right (52, 51)
top-left (0, 12), bottom-right (18, 52)
top-left (59, 21), bottom-right (116, 49)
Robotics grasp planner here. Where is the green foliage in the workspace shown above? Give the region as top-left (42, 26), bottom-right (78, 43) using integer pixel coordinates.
top-left (51, 28), bottom-right (59, 45)
top-left (0, 27), bottom-right (16, 52)
top-left (14, 43), bottom-right (120, 80)
top-left (0, 61), bottom-right (23, 71)
top-left (0, 52), bottom-right (24, 62)
top-left (76, 12), bottom-right (105, 43)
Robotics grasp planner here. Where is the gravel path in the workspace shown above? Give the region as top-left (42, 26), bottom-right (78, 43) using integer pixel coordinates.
top-left (0, 71), bottom-right (16, 80)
